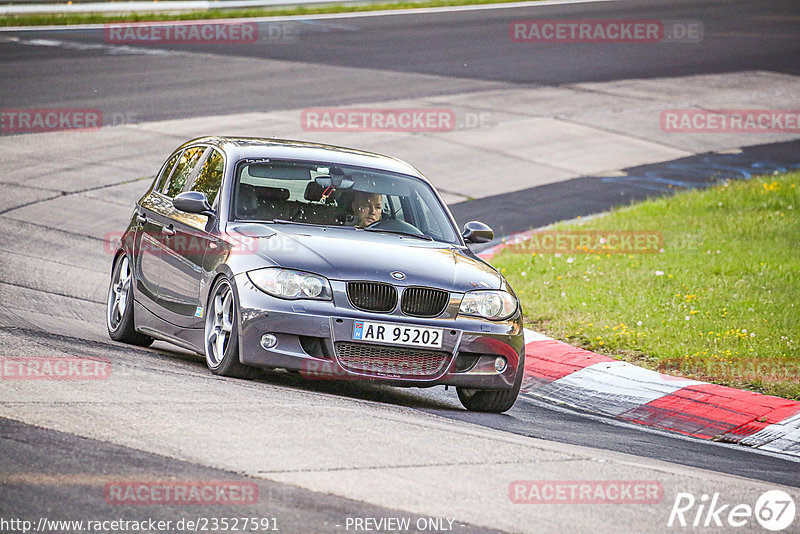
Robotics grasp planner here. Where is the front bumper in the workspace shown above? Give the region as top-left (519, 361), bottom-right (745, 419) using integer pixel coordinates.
top-left (234, 275), bottom-right (524, 389)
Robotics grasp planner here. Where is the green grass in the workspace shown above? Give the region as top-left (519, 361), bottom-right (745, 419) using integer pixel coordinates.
top-left (492, 171), bottom-right (800, 400)
top-left (0, 0), bottom-right (539, 27)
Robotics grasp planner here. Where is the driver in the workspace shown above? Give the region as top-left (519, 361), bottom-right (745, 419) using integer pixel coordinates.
top-left (351, 191), bottom-right (383, 227)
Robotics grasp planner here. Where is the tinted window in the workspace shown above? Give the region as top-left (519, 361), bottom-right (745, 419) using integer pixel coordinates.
top-left (190, 149), bottom-right (224, 205)
top-left (164, 146), bottom-right (205, 198)
top-left (233, 160), bottom-right (459, 244)
top-left (154, 153), bottom-right (179, 194)
top-left (412, 190), bottom-right (451, 242)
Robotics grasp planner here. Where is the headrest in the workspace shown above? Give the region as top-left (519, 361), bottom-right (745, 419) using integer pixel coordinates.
top-left (239, 184), bottom-right (290, 201)
top-left (258, 187), bottom-right (290, 201)
top-left (304, 181), bottom-right (324, 201)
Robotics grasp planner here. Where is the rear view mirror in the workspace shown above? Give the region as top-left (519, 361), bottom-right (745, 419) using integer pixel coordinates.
top-left (315, 176), bottom-right (354, 189)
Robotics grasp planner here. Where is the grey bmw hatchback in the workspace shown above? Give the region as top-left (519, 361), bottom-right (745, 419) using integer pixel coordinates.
top-left (107, 137), bottom-right (525, 412)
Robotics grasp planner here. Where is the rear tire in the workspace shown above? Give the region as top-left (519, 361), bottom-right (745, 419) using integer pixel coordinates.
top-left (456, 352), bottom-right (524, 413)
top-left (107, 253), bottom-right (154, 347)
top-left (204, 277), bottom-right (258, 379)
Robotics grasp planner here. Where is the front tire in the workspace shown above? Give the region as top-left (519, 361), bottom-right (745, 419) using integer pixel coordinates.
top-left (456, 352), bottom-right (524, 413)
top-left (107, 253), bottom-right (154, 347)
top-left (204, 277), bottom-right (257, 379)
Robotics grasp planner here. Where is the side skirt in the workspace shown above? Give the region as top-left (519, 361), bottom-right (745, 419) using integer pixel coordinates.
top-left (134, 299), bottom-right (204, 354)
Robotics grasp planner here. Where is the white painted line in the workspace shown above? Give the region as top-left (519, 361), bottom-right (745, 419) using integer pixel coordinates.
top-left (7, 35), bottom-right (174, 55)
top-left (523, 328), bottom-right (552, 344)
top-left (519, 392), bottom-right (800, 462)
top-left (742, 411), bottom-right (800, 448)
top-left (536, 360), bottom-right (704, 417)
top-left (0, 0), bottom-right (619, 31)
top-left (2, 0), bottom-right (347, 15)
top-left (757, 428), bottom-right (800, 457)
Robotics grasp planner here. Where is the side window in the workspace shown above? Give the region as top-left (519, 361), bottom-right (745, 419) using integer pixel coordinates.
top-left (164, 146), bottom-right (206, 198)
top-left (413, 192), bottom-right (445, 238)
top-left (190, 149), bottom-right (224, 206)
top-left (386, 195), bottom-right (404, 221)
top-left (154, 153), bottom-right (179, 194)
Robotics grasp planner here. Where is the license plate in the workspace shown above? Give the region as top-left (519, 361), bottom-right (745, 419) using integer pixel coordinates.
top-left (352, 321), bottom-right (443, 349)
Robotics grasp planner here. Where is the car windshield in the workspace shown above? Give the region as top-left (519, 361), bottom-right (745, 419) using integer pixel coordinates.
top-left (232, 160), bottom-right (460, 244)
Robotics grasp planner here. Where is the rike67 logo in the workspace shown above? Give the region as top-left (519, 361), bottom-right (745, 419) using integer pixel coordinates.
top-left (668, 490), bottom-right (796, 531)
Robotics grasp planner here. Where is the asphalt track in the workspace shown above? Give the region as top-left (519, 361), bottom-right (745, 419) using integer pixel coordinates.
top-left (2, 0), bottom-right (800, 531)
top-left (1, 0), bottom-right (799, 121)
top-left (1, 417), bottom-right (499, 534)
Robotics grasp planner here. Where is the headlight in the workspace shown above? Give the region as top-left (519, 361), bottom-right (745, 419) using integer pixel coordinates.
top-left (247, 268), bottom-right (332, 300)
top-left (458, 290), bottom-right (517, 320)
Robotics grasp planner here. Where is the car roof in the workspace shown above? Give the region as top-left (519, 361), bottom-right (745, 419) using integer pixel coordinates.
top-left (178, 136), bottom-right (428, 182)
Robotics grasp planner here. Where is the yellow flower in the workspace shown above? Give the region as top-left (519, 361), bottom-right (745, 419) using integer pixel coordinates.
top-left (762, 181), bottom-right (779, 192)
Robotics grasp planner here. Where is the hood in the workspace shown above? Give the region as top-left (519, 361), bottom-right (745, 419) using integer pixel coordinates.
top-left (226, 223), bottom-right (502, 292)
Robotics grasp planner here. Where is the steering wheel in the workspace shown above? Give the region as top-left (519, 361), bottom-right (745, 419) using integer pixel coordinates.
top-left (366, 218), bottom-right (426, 236)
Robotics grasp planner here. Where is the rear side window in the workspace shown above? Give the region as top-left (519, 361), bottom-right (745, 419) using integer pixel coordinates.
top-left (190, 149), bottom-right (224, 206)
top-left (154, 153), bottom-right (179, 194)
top-left (163, 146), bottom-right (206, 198)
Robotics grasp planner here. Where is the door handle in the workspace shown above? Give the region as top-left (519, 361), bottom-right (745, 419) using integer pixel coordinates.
top-left (162, 225), bottom-right (176, 237)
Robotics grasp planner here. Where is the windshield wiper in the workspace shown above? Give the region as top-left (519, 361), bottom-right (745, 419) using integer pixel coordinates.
top-left (267, 219), bottom-right (355, 230)
top-left (267, 219), bottom-right (314, 226)
top-left (363, 228), bottom-right (433, 241)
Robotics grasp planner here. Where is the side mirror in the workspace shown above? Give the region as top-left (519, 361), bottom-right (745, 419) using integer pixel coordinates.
top-left (462, 221), bottom-right (494, 244)
top-left (173, 191), bottom-right (214, 217)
